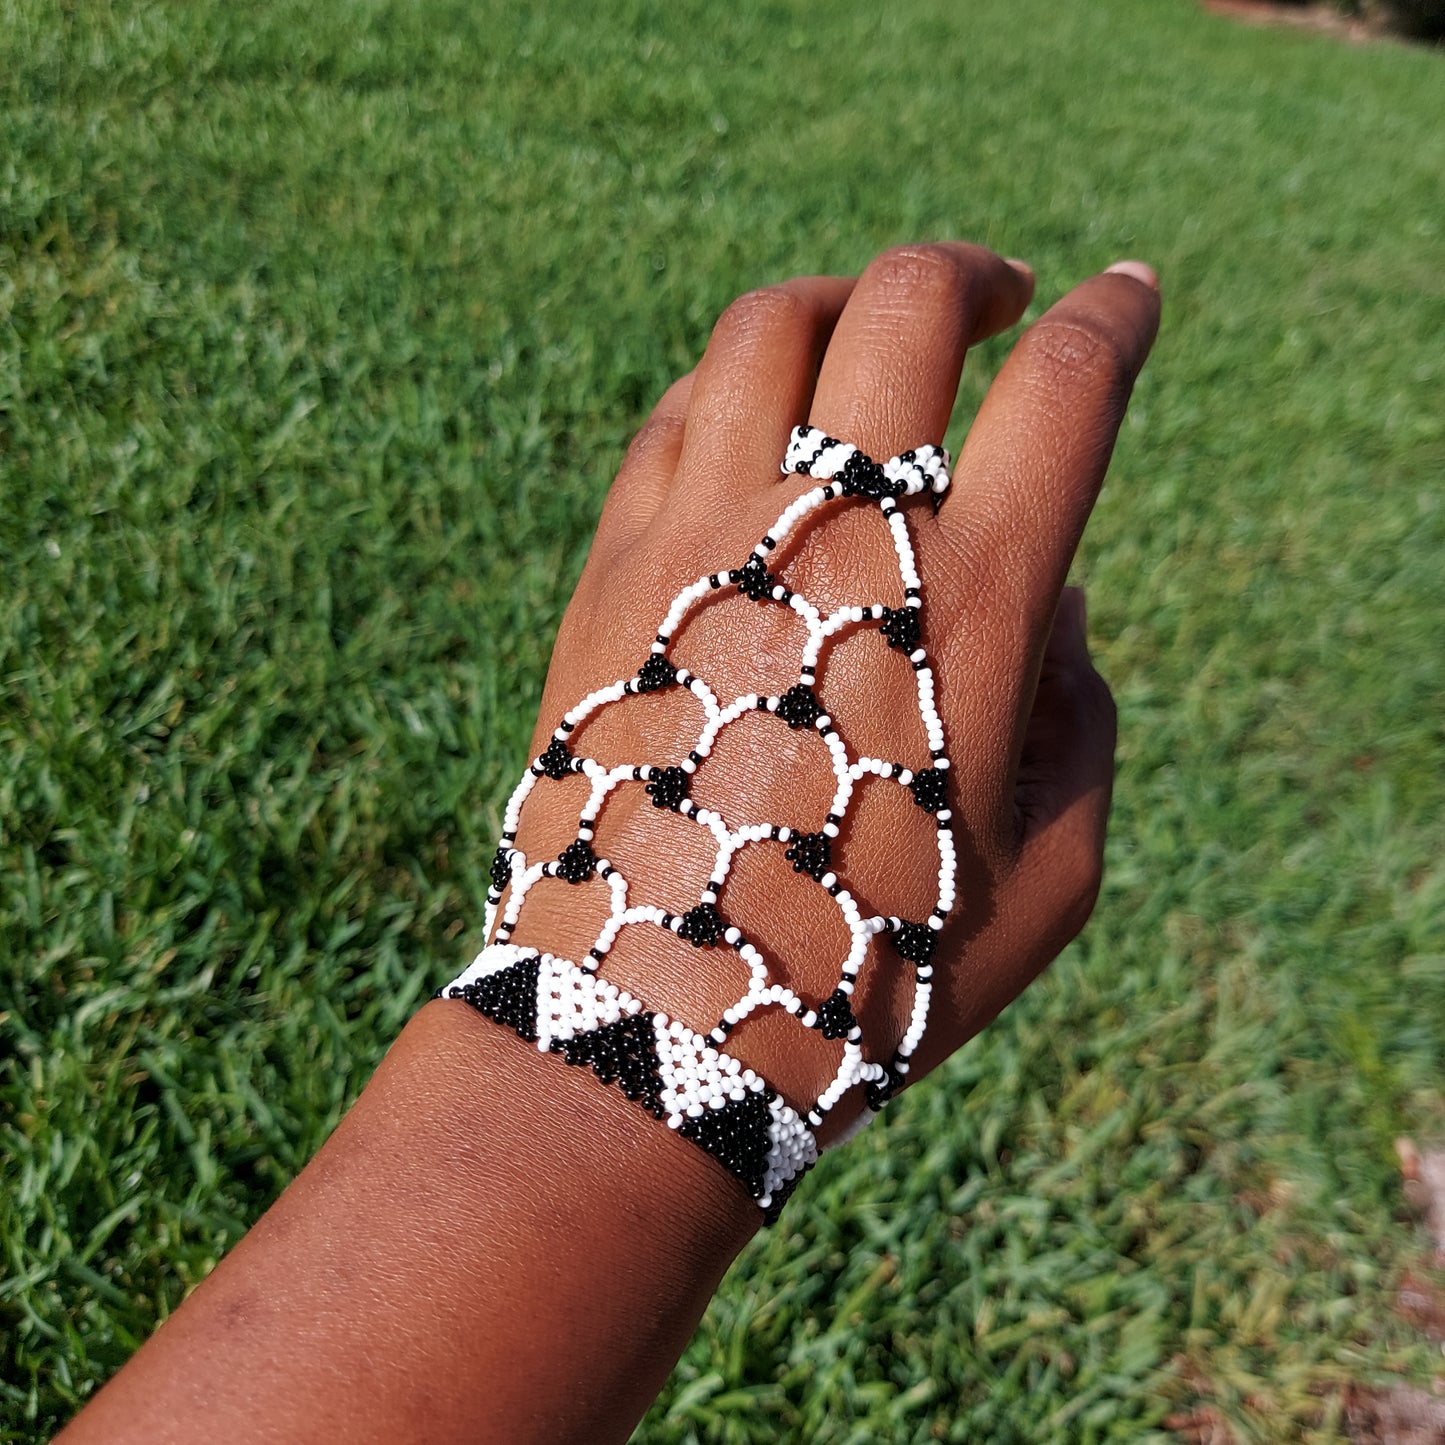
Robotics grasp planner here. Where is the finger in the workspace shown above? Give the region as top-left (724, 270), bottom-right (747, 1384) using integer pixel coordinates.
top-left (939, 262), bottom-right (1159, 718)
top-left (806, 243), bottom-right (1035, 464)
top-left (595, 371), bottom-right (696, 552)
top-left (674, 275), bottom-right (855, 508)
top-left (943, 263), bottom-right (1160, 582)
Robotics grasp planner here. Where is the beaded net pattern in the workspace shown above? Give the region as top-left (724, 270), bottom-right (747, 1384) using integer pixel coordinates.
top-left (442, 426), bottom-right (958, 1216)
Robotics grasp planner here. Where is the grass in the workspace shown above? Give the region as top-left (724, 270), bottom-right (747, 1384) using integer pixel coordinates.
top-left (2, 0), bottom-right (1443, 1439)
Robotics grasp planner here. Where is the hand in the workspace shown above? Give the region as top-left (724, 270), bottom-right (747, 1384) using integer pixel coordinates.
top-left (60, 243), bottom-right (1161, 1445)
top-left (489, 243), bottom-right (1160, 1141)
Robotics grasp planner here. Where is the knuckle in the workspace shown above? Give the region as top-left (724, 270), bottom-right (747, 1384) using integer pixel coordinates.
top-left (1063, 848), bottom-right (1105, 936)
top-left (1019, 313), bottom-right (1132, 393)
top-left (624, 408), bottom-right (685, 467)
top-left (594, 479), bottom-right (639, 545)
top-left (1030, 807), bottom-right (1107, 942)
top-left (711, 285), bottom-right (812, 352)
top-left (866, 243), bottom-right (968, 307)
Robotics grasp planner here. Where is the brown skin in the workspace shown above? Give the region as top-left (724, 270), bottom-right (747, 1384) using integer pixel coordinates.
top-left (58, 243), bottom-right (1160, 1445)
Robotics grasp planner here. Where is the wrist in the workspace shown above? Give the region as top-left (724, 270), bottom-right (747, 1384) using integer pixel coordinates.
top-left (440, 944), bottom-right (822, 1213)
top-left (61, 1000), bottom-right (756, 1445)
top-left (403, 998), bottom-right (761, 1263)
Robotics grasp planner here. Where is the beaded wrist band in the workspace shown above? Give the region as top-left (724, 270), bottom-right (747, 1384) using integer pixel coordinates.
top-left (440, 426), bottom-right (959, 1219)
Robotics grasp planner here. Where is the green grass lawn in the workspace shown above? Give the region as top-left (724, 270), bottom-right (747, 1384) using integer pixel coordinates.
top-left (3, 0), bottom-right (1443, 1439)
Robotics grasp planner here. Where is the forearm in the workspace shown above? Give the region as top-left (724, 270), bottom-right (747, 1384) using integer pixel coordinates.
top-left (59, 1001), bottom-right (757, 1445)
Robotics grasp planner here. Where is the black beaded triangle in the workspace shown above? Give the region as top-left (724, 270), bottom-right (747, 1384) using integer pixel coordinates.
top-left (557, 1012), bottom-right (667, 1117)
top-left (678, 1089), bottom-right (775, 1200)
top-left (455, 956), bottom-right (542, 1043)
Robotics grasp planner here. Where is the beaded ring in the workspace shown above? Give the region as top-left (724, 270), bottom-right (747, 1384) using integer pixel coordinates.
top-left (440, 425), bottom-right (958, 1219)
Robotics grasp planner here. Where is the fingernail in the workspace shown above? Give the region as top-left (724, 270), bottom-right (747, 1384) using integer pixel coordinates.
top-left (1105, 259), bottom-right (1159, 290)
top-left (1005, 257), bottom-right (1035, 284)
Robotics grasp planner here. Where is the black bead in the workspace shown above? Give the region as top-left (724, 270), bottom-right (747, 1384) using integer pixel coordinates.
top-left (555, 838), bottom-right (599, 883)
top-left (879, 604), bottom-right (921, 652)
top-left (679, 1090), bottom-right (774, 1200)
top-left (784, 830), bottom-right (831, 880)
top-left (538, 737), bottom-right (574, 779)
top-left (908, 767), bottom-right (949, 814)
top-left (645, 765), bottom-right (691, 811)
top-left (775, 683), bottom-right (823, 730)
top-left (865, 1062), bottom-right (906, 1112)
top-left (890, 920), bottom-right (938, 963)
top-left (636, 653), bottom-right (679, 692)
top-left (762, 1166), bottom-right (808, 1223)
top-left (489, 845), bottom-right (513, 892)
top-left (735, 555), bottom-right (778, 602)
top-left (838, 450), bottom-right (882, 498)
top-left (815, 987), bottom-right (856, 1040)
top-left (677, 902), bottom-right (726, 947)
top-left (558, 1012), bottom-right (666, 1115)
top-left (839, 449), bottom-right (904, 500)
top-left (456, 954), bottom-right (542, 1042)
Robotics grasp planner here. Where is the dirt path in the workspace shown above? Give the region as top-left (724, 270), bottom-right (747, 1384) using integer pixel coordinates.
top-left (1201, 0), bottom-right (1400, 44)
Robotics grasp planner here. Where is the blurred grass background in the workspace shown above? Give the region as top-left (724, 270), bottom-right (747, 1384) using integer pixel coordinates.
top-left (2, 0), bottom-right (1443, 1439)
